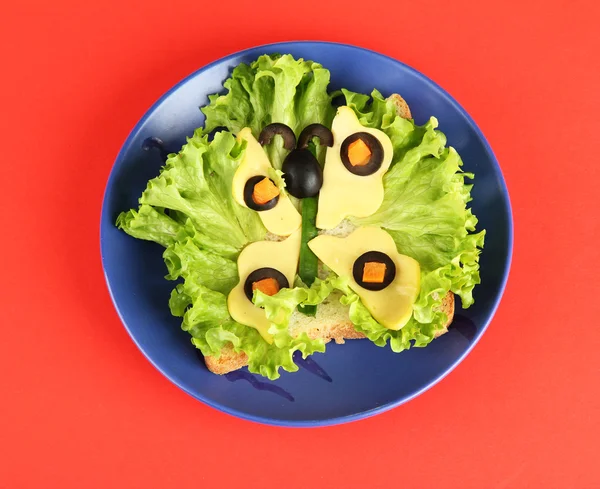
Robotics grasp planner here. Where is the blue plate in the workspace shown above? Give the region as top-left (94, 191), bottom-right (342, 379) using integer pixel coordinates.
top-left (101, 42), bottom-right (512, 427)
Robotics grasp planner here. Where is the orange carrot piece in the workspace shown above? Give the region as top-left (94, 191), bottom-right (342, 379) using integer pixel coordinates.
top-left (252, 278), bottom-right (280, 296)
top-left (252, 177), bottom-right (280, 205)
top-left (362, 262), bottom-right (386, 283)
top-left (348, 139), bottom-right (372, 166)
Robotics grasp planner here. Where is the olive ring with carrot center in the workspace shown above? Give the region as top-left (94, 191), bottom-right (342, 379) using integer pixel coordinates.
top-left (352, 251), bottom-right (396, 291)
top-left (341, 132), bottom-right (384, 176)
top-left (243, 176), bottom-right (280, 211)
top-left (244, 268), bottom-right (290, 301)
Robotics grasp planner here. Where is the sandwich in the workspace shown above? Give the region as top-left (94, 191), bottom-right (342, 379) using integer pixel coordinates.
top-left (117, 54), bottom-right (485, 380)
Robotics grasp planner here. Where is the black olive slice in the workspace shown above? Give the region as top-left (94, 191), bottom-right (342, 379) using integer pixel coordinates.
top-left (244, 268), bottom-right (289, 301)
top-left (340, 132), bottom-right (384, 176)
top-left (352, 251), bottom-right (396, 291)
top-left (243, 176), bottom-right (279, 211)
top-left (297, 124), bottom-right (334, 149)
top-left (258, 123), bottom-right (296, 151)
top-left (282, 149), bottom-right (323, 199)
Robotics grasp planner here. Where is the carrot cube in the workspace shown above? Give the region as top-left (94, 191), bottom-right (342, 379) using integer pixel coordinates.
top-left (252, 278), bottom-right (280, 296)
top-left (348, 139), bottom-right (372, 166)
top-left (252, 177), bottom-right (280, 205)
top-left (362, 262), bottom-right (386, 283)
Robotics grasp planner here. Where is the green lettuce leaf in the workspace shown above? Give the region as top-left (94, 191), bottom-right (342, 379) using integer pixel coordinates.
top-left (202, 54), bottom-right (336, 169)
top-left (118, 130), bottom-right (266, 255)
top-left (345, 89), bottom-right (485, 333)
top-left (116, 205), bottom-right (183, 247)
top-left (116, 69), bottom-right (335, 379)
top-left (254, 274), bottom-right (450, 352)
top-left (334, 276), bottom-right (448, 350)
top-left (163, 238), bottom-right (238, 295)
top-left (161, 224), bottom-right (327, 380)
top-left (252, 90), bottom-right (486, 352)
top-left (168, 278), bottom-right (325, 380)
top-left (253, 277), bottom-right (337, 327)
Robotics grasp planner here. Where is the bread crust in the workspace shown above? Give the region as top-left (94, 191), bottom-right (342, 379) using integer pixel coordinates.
top-left (387, 93), bottom-right (412, 119)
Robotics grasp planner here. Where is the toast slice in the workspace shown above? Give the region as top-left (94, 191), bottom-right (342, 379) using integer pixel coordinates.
top-left (205, 290), bottom-right (454, 375)
top-left (204, 93), bottom-right (454, 375)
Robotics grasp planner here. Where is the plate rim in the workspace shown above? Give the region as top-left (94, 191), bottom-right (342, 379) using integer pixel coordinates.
top-left (100, 40), bottom-right (514, 427)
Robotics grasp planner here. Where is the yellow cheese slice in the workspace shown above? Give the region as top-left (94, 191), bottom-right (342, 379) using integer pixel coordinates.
top-left (308, 226), bottom-right (420, 330)
top-left (227, 230), bottom-right (301, 342)
top-left (233, 128), bottom-right (301, 236)
top-left (316, 107), bottom-right (393, 229)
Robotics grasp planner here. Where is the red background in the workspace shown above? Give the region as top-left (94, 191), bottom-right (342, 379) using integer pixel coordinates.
top-left (2, 0), bottom-right (599, 487)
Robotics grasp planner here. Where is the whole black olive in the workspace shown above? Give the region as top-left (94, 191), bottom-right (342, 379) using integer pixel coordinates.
top-left (258, 123), bottom-right (296, 151)
top-left (352, 251), bottom-right (397, 291)
top-left (282, 149), bottom-right (323, 199)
